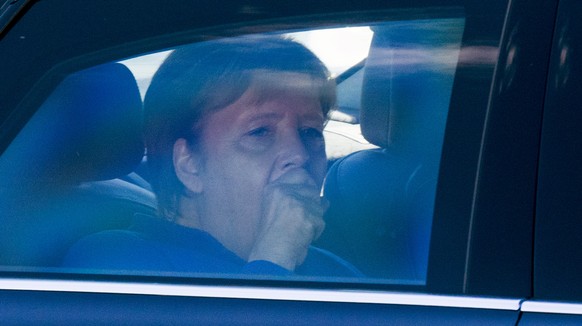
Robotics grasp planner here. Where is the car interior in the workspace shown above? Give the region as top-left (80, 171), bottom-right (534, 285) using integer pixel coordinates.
top-left (316, 19), bottom-right (461, 283)
top-left (0, 17), bottom-right (462, 285)
top-left (0, 62), bottom-right (156, 267)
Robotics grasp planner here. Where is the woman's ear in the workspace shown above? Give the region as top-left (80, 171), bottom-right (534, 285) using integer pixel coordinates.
top-left (173, 138), bottom-right (203, 194)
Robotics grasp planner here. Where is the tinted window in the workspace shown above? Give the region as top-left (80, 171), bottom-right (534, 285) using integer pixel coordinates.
top-left (0, 16), bottom-right (464, 287)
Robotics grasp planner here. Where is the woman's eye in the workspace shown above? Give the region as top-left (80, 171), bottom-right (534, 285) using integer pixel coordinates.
top-left (300, 128), bottom-right (324, 140)
top-left (240, 126), bottom-right (275, 152)
top-left (248, 127), bottom-right (271, 137)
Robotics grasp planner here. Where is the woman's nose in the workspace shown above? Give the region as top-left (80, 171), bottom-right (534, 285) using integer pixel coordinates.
top-left (278, 130), bottom-right (310, 171)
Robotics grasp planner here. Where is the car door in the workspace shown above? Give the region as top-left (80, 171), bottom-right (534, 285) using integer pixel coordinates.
top-left (520, 0), bottom-right (582, 323)
top-left (0, 0), bottom-right (557, 324)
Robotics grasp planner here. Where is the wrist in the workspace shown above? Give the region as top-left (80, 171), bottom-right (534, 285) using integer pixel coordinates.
top-left (243, 260), bottom-right (293, 275)
top-left (248, 249), bottom-right (296, 271)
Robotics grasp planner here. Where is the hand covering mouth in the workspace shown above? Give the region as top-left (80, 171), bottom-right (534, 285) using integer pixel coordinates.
top-left (276, 168), bottom-right (318, 188)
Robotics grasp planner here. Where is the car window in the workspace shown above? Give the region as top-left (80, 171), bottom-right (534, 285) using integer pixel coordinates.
top-left (0, 14), bottom-right (465, 288)
top-left (120, 27), bottom-right (378, 161)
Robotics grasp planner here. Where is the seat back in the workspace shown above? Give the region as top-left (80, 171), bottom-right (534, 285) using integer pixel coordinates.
top-left (0, 63), bottom-right (156, 266)
top-left (317, 20), bottom-right (460, 281)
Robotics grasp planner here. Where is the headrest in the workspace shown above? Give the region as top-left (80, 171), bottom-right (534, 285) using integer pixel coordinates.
top-left (5, 62), bottom-right (144, 185)
top-left (360, 20), bottom-right (461, 150)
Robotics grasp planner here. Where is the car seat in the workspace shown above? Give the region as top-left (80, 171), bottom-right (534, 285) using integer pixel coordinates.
top-left (0, 62), bottom-right (157, 267)
top-left (316, 21), bottom-right (456, 282)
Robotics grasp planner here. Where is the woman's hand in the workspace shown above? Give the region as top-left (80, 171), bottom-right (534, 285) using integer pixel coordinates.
top-left (248, 168), bottom-right (326, 271)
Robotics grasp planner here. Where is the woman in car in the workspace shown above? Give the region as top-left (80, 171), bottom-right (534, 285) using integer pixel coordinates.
top-left (63, 36), bottom-right (361, 277)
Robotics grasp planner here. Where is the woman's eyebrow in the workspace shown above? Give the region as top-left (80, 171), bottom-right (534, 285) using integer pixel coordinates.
top-left (243, 112), bottom-right (283, 123)
top-left (301, 112), bottom-right (325, 125)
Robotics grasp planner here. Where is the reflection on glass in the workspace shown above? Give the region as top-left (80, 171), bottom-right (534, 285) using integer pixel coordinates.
top-left (0, 16), bottom-right (465, 286)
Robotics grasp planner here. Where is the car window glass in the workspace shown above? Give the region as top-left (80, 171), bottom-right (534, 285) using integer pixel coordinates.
top-left (0, 17), bottom-right (465, 287)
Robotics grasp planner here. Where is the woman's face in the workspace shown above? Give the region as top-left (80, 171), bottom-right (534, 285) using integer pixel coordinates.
top-left (189, 83), bottom-right (327, 260)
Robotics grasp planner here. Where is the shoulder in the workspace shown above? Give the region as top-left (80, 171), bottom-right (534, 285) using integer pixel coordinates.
top-left (61, 229), bottom-right (173, 271)
top-left (60, 220), bottom-right (245, 273)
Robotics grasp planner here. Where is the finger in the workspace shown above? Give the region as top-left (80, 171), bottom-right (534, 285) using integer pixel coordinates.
top-left (264, 180), bottom-right (321, 207)
top-left (263, 185), bottom-right (324, 237)
top-left (281, 188), bottom-right (325, 217)
top-left (285, 184), bottom-right (321, 202)
top-left (311, 214), bottom-right (325, 241)
top-left (296, 247), bottom-right (309, 266)
top-left (274, 168), bottom-right (318, 188)
top-left (289, 194), bottom-right (325, 240)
